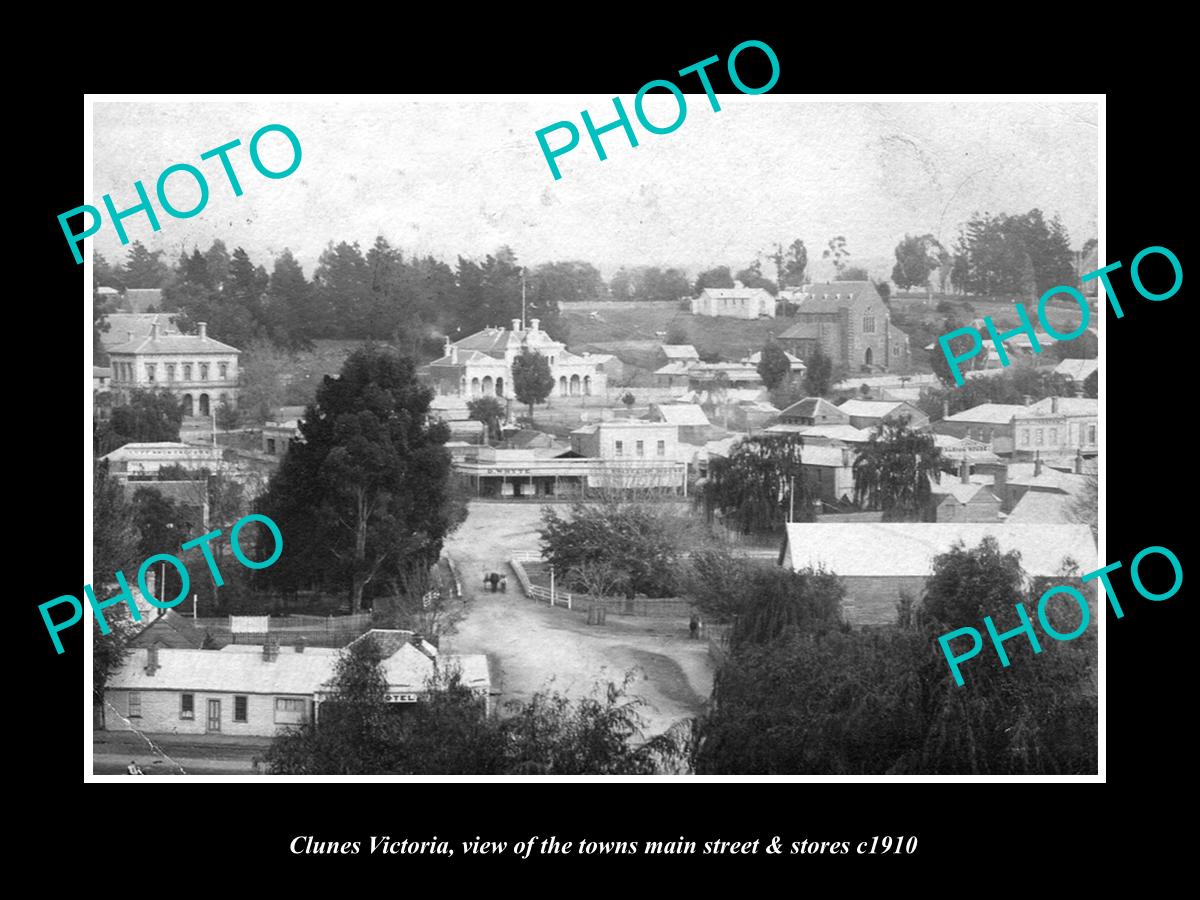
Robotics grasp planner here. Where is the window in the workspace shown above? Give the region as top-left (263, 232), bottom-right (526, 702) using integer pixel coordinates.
top-left (145, 364), bottom-right (156, 382)
top-left (1021, 430), bottom-right (1030, 446)
top-left (1036, 429), bottom-right (1044, 445)
top-left (1049, 428), bottom-right (1058, 444)
top-left (615, 440), bottom-right (623, 456)
top-left (636, 440), bottom-right (644, 457)
top-left (183, 363), bottom-right (192, 381)
top-left (219, 362), bottom-right (228, 379)
top-left (180, 693), bottom-right (194, 720)
top-left (1088, 425), bottom-right (1096, 445)
top-left (166, 364), bottom-right (176, 382)
top-left (200, 363), bottom-right (210, 380)
top-left (275, 697), bottom-right (308, 724)
top-left (128, 692), bottom-right (142, 718)
top-left (234, 696), bottom-right (248, 723)
top-left (657, 440), bottom-right (665, 457)
top-left (267, 438), bottom-right (277, 454)
top-left (862, 315), bottom-right (876, 333)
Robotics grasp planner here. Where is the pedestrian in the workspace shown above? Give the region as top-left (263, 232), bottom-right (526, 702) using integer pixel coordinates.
top-left (500, 575), bottom-right (507, 593)
top-left (689, 615), bottom-right (699, 640)
top-left (489, 572), bottom-right (499, 592)
top-left (127, 760), bottom-right (144, 775)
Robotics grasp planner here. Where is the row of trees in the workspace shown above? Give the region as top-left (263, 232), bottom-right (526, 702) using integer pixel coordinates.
top-left (690, 537), bottom-right (1096, 774)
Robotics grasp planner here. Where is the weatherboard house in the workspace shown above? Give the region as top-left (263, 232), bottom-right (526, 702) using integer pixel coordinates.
top-left (426, 318), bottom-right (607, 401)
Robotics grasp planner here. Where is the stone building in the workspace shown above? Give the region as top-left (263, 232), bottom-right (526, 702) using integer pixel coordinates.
top-left (778, 281), bottom-right (909, 372)
top-left (107, 321), bottom-right (240, 416)
top-left (425, 318), bottom-right (607, 401)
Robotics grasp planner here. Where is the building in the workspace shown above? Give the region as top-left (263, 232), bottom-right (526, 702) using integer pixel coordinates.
top-left (93, 366), bottom-right (112, 392)
top-left (107, 321), bottom-right (240, 416)
top-left (1013, 397), bottom-right (1097, 458)
top-left (262, 419), bottom-right (302, 457)
top-left (778, 281), bottom-right (908, 372)
top-left (98, 312), bottom-right (177, 352)
top-left (685, 363), bottom-right (762, 392)
top-left (836, 399), bottom-right (929, 431)
top-left (929, 463), bottom-right (1002, 523)
top-left (425, 318), bottom-right (607, 401)
top-left (934, 403), bottom-right (1029, 454)
top-left (570, 420), bottom-right (679, 461)
top-left (653, 361), bottom-right (694, 388)
top-left (100, 442), bottom-right (226, 477)
top-left (128, 609), bottom-right (215, 650)
top-left (104, 630), bottom-right (491, 737)
top-left (647, 403), bottom-right (712, 444)
top-left (996, 456), bottom-right (1092, 515)
top-left (742, 349), bottom-right (806, 375)
top-left (657, 344), bottom-right (700, 366)
top-left (763, 422), bottom-right (873, 446)
top-left (798, 444), bottom-right (857, 505)
top-left (779, 522), bottom-right (1097, 626)
top-left (691, 285), bottom-right (775, 319)
top-left (1053, 358), bottom-right (1098, 384)
top-left (776, 397), bottom-right (848, 427)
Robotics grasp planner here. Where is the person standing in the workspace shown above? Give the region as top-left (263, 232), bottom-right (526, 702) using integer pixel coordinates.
top-left (689, 615), bottom-right (699, 640)
top-left (127, 760), bottom-right (144, 775)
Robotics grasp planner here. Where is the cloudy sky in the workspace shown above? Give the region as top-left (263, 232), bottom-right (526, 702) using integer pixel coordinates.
top-left (91, 98), bottom-right (1098, 279)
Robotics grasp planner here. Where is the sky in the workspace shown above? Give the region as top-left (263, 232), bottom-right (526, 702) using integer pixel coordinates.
top-left (91, 98), bottom-right (1099, 280)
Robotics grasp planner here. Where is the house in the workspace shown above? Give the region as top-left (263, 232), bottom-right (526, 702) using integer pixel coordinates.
top-left (691, 284), bottom-right (775, 319)
top-left (776, 397), bottom-right (849, 427)
top-left (798, 444), bottom-right (857, 505)
top-left (653, 361), bottom-right (694, 388)
top-left (579, 351), bottom-right (623, 383)
top-left (934, 403), bottom-right (1029, 454)
top-left (425, 318), bottom-right (606, 401)
top-left (128, 609), bottom-right (216, 650)
top-left (779, 523), bottom-right (1097, 626)
top-left (571, 420), bottom-right (679, 462)
top-left (778, 281), bottom-right (908, 372)
top-left (104, 631), bottom-right (492, 737)
top-left (93, 366), bottom-right (112, 392)
top-left (1013, 397), bottom-right (1097, 458)
top-left (98, 313), bottom-right (179, 352)
top-left (101, 442), bottom-right (226, 477)
top-left (647, 403), bottom-right (712, 445)
top-left (686, 363), bottom-right (763, 392)
top-left (728, 399), bottom-right (780, 433)
top-left (763, 423), bottom-right (873, 446)
top-left (836, 399), bottom-right (929, 431)
top-left (929, 462), bottom-right (1001, 523)
top-left (107, 321), bottom-right (240, 416)
top-left (262, 419), bottom-right (301, 456)
top-left (1006, 489), bottom-right (1074, 524)
top-left (995, 456), bottom-right (1092, 514)
top-left (658, 344), bottom-right (700, 367)
top-left (1053, 358), bottom-right (1098, 384)
top-left (742, 349), bottom-right (806, 375)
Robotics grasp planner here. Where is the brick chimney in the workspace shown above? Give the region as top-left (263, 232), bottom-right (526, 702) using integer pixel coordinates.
top-left (942, 398), bottom-right (949, 421)
top-left (127, 330), bottom-right (136, 343)
top-left (262, 636), bottom-right (279, 662)
top-left (1051, 396), bottom-right (1059, 414)
top-left (150, 322), bottom-right (159, 340)
top-left (1023, 394), bottom-right (1033, 406)
top-left (959, 458), bottom-right (970, 484)
top-left (530, 318), bottom-right (540, 332)
top-left (198, 322), bottom-right (208, 341)
top-left (144, 645), bottom-right (160, 676)
top-left (841, 447), bottom-right (852, 467)
top-left (1074, 448), bottom-right (1084, 474)
top-left (511, 318), bottom-right (521, 333)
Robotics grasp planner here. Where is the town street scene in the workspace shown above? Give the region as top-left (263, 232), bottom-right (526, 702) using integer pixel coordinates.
top-left (90, 100), bottom-right (1099, 775)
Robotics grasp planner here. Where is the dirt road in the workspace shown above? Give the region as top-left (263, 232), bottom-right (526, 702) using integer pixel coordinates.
top-left (440, 502), bottom-right (713, 738)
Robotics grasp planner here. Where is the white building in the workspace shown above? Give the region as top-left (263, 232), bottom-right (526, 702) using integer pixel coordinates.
top-left (691, 284), bottom-right (776, 319)
top-left (107, 321), bottom-right (240, 417)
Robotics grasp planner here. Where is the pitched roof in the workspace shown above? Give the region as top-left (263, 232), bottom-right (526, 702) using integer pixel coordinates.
top-left (837, 399), bottom-right (906, 418)
top-left (661, 344), bottom-right (699, 359)
top-left (778, 397), bottom-right (846, 420)
top-left (124, 288), bottom-right (164, 313)
top-left (781, 523), bottom-right (1096, 577)
top-left (428, 349), bottom-right (496, 367)
top-left (799, 444), bottom-right (856, 467)
top-left (743, 349), bottom-right (805, 368)
top-left (766, 423), bottom-right (873, 444)
top-left (99, 313), bottom-right (177, 350)
top-left (777, 321), bottom-right (824, 341)
top-left (110, 646), bottom-right (339, 694)
top-left (935, 482), bottom-right (998, 505)
top-left (941, 403), bottom-right (1027, 425)
top-left (698, 287), bottom-right (773, 300)
top-left (1053, 358), bottom-right (1098, 381)
top-left (1022, 397), bottom-right (1098, 417)
top-left (129, 609), bottom-right (208, 649)
top-left (652, 404), bottom-right (711, 427)
top-left (1006, 490), bottom-right (1073, 524)
top-left (106, 329), bottom-right (239, 355)
top-left (795, 281), bottom-right (880, 314)
top-left (654, 362), bottom-right (693, 377)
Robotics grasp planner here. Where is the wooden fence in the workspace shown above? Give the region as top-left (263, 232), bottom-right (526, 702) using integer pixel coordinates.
top-left (510, 557), bottom-right (694, 619)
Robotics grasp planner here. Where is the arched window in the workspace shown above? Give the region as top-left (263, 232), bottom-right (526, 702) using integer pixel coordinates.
top-left (559, 376), bottom-right (568, 396)
top-left (182, 394), bottom-right (194, 416)
top-left (864, 347), bottom-right (874, 366)
top-left (570, 375), bottom-right (580, 396)
top-left (495, 377), bottom-right (504, 397)
top-left (482, 376), bottom-right (494, 395)
top-left (198, 394), bottom-right (211, 416)
top-left (470, 378), bottom-right (481, 397)
top-left (584, 375), bottom-right (591, 396)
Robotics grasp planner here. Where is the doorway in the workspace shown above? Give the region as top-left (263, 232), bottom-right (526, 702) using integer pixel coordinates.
top-left (206, 698), bottom-right (222, 733)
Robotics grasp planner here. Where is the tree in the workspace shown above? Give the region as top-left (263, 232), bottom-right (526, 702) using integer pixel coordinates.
top-left (694, 266), bottom-right (735, 294)
top-left (852, 418), bottom-right (943, 520)
top-left (532, 260), bottom-right (608, 304)
top-left (874, 280), bottom-right (892, 304)
top-left (539, 500), bottom-right (685, 598)
top-left (837, 266), bottom-right (869, 282)
top-left (735, 259), bottom-right (777, 295)
top-left (1082, 370), bottom-right (1097, 399)
top-left (731, 567), bottom-right (846, 650)
top-left (822, 236), bottom-right (850, 274)
top-left (621, 391), bottom-right (636, 409)
top-left (215, 400), bottom-right (241, 430)
top-left (467, 396), bottom-right (505, 442)
top-left (803, 345), bottom-right (834, 397)
top-left (131, 486), bottom-right (197, 604)
top-left (263, 248), bottom-right (317, 349)
top-left (259, 347), bottom-right (459, 611)
top-left (93, 461), bottom-right (140, 724)
top-left (756, 340), bottom-right (791, 390)
top-left (891, 233), bottom-right (945, 291)
top-left (236, 339), bottom-right (290, 426)
top-left (511, 348), bottom-right (555, 421)
top-left (701, 434), bottom-right (812, 534)
top-left (122, 241), bottom-right (170, 288)
top-left (784, 239), bottom-right (808, 287)
top-left (96, 388), bottom-right (184, 454)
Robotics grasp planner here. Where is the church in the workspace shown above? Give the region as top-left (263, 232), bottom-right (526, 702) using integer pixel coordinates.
top-left (425, 318), bottom-right (607, 401)
top-left (778, 282), bottom-right (910, 373)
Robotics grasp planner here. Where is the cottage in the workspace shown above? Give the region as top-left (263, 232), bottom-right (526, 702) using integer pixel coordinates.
top-left (647, 403), bottom-right (712, 444)
top-left (779, 522), bottom-right (1097, 626)
top-left (776, 397), bottom-right (849, 427)
top-left (262, 419), bottom-right (302, 456)
top-left (691, 285), bottom-right (775, 319)
top-left (798, 444), bottom-right (857, 505)
top-left (836, 399), bottom-right (929, 432)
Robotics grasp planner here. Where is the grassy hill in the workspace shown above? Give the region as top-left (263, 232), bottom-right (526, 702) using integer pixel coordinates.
top-left (564, 306), bottom-right (784, 364)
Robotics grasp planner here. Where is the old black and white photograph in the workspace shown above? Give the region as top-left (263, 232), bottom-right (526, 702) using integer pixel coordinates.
top-left (86, 97), bottom-right (1100, 777)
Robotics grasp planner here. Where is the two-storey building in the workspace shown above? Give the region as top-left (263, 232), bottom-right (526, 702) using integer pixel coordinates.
top-left (107, 321), bottom-right (240, 416)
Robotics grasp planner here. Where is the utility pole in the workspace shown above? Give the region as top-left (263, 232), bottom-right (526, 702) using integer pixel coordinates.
top-left (521, 268), bottom-right (527, 331)
top-left (789, 475), bottom-right (795, 523)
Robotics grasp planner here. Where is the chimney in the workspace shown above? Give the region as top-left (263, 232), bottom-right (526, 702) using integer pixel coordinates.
top-left (1023, 394), bottom-right (1033, 406)
top-left (198, 322), bottom-right (208, 341)
top-left (150, 322), bottom-right (159, 340)
top-left (127, 330), bottom-right (136, 343)
top-left (450, 344), bottom-right (458, 364)
top-left (144, 646), bottom-right (160, 676)
top-left (993, 464), bottom-right (1008, 489)
top-left (941, 398), bottom-right (949, 421)
top-left (530, 318), bottom-right (540, 332)
top-left (733, 280), bottom-right (744, 289)
top-left (959, 458), bottom-right (970, 484)
top-left (841, 447), bottom-right (852, 467)
top-left (444, 336), bottom-right (452, 356)
top-left (1074, 448), bottom-right (1084, 475)
top-left (1034, 451), bottom-right (1043, 477)
top-left (1051, 396), bottom-right (1059, 414)
top-left (262, 636), bottom-right (279, 662)
top-left (294, 638), bottom-right (306, 654)
top-left (511, 318), bottom-right (521, 333)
